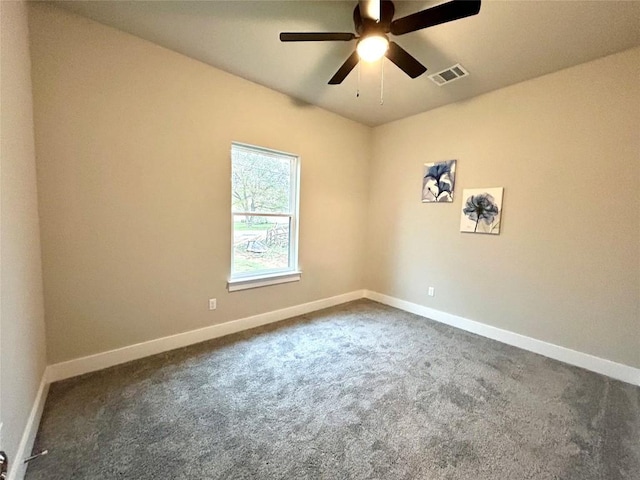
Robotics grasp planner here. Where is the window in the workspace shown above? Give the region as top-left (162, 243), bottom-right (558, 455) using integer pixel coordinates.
top-left (228, 143), bottom-right (300, 291)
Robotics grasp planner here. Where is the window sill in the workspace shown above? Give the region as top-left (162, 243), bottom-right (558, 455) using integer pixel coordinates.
top-left (227, 271), bottom-right (302, 292)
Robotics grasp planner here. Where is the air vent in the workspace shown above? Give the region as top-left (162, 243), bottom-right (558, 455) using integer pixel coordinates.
top-left (428, 64), bottom-right (469, 86)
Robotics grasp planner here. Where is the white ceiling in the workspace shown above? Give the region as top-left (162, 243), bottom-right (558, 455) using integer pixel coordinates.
top-left (54, 0), bottom-right (640, 126)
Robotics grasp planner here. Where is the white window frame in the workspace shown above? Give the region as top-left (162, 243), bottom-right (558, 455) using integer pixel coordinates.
top-left (227, 142), bottom-right (301, 292)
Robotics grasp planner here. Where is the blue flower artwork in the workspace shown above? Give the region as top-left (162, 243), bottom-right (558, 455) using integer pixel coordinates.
top-left (460, 187), bottom-right (504, 234)
top-left (422, 160), bottom-right (456, 203)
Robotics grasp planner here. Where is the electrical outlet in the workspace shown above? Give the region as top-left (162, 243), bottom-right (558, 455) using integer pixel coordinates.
top-left (209, 298), bottom-right (217, 310)
top-left (428, 287), bottom-right (435, 297)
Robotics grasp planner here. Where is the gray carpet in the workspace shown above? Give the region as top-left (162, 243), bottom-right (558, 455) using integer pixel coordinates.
top-left (27, 300), bottom-right (639, 479)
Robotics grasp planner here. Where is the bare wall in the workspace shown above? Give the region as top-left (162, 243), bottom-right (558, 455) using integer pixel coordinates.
top-left (367, 47), bottom-right (640, 368)
top-left (29, 4), bottom-right (370, 364)
top-left (0, 0), bottom-right (47, 465)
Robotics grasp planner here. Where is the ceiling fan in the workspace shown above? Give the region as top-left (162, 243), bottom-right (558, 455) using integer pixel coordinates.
top-left (280, 0), bottom-right (481, 84)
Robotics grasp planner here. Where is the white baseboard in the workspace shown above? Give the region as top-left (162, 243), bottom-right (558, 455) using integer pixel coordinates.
top-left (7, 374), bottom-right (49, 480)
top-left (44, 287), bottom-right (640, 385)
top-left (364, 290), bottom-right (640, 386)
top-left (46, 290), bottom-right (365, 383)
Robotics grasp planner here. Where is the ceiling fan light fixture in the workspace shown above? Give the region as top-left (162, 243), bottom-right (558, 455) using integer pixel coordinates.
top-left (357, 35), bottom-right (389, 62)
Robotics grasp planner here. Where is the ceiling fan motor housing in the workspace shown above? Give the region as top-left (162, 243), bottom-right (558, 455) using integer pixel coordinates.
top-left (353, 0), bottom-right (395, 36)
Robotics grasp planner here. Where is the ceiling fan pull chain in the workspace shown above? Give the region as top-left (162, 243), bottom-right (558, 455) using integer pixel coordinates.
top-left (356, 62), bottom-right (361, 98)
top-left (380, 59), bottom-right (384, 105)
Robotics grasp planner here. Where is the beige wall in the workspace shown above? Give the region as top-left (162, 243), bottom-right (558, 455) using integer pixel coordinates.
top-left (368, 47), bottom-right (640, 368)
top-left (29, 4), bottom-right (370, 364)
top-left (0, 0), bottom-right (48, 465)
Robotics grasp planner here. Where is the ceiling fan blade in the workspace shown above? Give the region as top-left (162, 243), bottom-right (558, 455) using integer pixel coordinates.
top-left (359, 0), bottom-right (381, 22)
top-left (385, 42), bottom-right (427, 78)
top-left (390, 0), bottom-right (481, 36)
top-left (280, 32), bottom-right (356, 42)
top-left (328, 51), bottom-right (360, 84)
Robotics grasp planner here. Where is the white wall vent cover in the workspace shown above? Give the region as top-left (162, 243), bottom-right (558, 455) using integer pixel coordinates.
top-left (428, 64), bottom-right (469, 86)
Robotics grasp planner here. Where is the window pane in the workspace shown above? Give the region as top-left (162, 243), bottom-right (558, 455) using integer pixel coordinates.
top-left (232, 215), bottom-right (291, 275)
top-left (232, 146), bottom-right (291, 214)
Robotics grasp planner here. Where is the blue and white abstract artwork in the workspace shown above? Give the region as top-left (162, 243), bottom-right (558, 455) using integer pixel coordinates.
top-left (460, 187), bottom-right (504, 234)
top-left (422, 160), bottom-right (456, 203)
